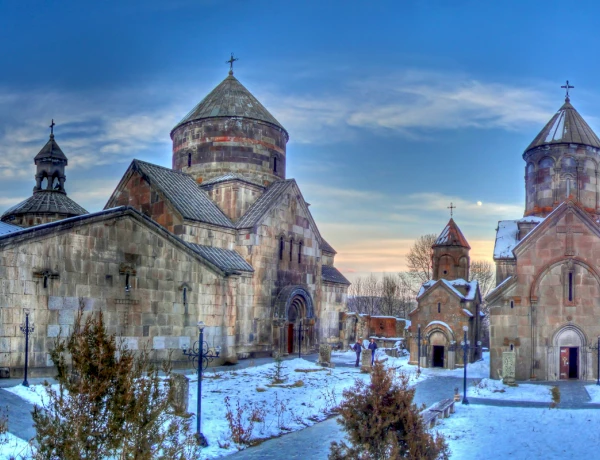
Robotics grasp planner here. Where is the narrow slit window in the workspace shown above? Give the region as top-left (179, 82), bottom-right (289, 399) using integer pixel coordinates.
top-left (437, 302), bottom-right (441, 313)
top-left (125, 274), bottom-right (130, 291)
top-left (187, 153), bottom-right (191, 167)
top-left (568, 272), bottom-right (573, 301)
top-left (183, 287), bottom-right (187, 305)
top-left (298, 242), bottom-right (303, 263)
top-left (510, 300), bottom-right (514, 309)
top-left (273, 156), bottom-right (278, 173)
top-left (289, 239), bottom-right (293, 261)
top-left (279, 237), bottom-right (284, 260)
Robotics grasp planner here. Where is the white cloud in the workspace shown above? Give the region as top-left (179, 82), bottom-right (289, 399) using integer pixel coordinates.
top-left (262, 70), bottom-right (558, 144)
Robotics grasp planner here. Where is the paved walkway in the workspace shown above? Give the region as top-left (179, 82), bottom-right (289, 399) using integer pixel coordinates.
top-left (2, 362), bottom-right (600, 456)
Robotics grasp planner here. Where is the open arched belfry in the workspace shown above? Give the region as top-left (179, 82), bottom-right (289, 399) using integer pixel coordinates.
top-left (488, 86), bottom-right (600, 381)
top-left (0, 63), bottom-right (350, 377)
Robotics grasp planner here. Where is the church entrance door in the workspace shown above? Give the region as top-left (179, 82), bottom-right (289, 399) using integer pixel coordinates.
top-left (287, 324), bottom-right (294, 354)
top-left (432, 345), bottom-right (444, 368)
top-left (560, 347), bottom-right (579, 379)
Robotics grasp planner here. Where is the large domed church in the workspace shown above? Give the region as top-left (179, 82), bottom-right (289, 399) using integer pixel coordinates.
top-left (488, 86), bottom-right (600, 381)
top-left (0, 65), bottom-right (349, 376)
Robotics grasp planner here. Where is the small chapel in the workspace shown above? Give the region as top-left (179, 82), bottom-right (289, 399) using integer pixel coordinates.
top-left (488, 84), bottom-right (600, 381)
top-left (409, 218), bottom-right (483, 369)
top-left (0, 62), bottom-right (350, 377)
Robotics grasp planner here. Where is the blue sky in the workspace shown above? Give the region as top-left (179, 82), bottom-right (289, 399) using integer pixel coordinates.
top-left (2, 0), bottom-right (600, 280)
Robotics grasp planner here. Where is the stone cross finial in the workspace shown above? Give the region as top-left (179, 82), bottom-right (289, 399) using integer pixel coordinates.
top-left (49, 119), bottom-right (55, 136)
top-left (447, 202), bottom-right (456, 217)
top-left (561, 80), bottom-right (574, 100)
top-left (226, 53), bottom-right (238, 74)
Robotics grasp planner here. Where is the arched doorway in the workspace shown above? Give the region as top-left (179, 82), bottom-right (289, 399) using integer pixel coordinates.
top-left (551, 325), bottom-right (588, 380)
top-left (273, 286), bottom-right (315, 356)
top-left (429, 331), bottom-right (448, 368)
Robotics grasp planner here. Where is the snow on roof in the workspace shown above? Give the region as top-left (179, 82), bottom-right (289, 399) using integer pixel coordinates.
top-left (486, 275), bottom-right (514, 299)
top-left (418, 278), bottom-right (479, 301)
top-left (462, 308), bottom-right (474, 317)
top-left (426, 320), bottom-right (453, 332)
top-left (493, 216), bottom-right (544, 259)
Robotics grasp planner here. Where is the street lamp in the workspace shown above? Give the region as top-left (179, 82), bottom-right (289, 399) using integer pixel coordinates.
top-left (182, 321), bottom-right (221, 446)
top-left (417, 324), bottom-right (421, 372)
top-left (590, 336), bottom-right (600, 385)
top-left (19, 310), bottom-right (34, 387)
top-left (460, 325), bottom-right (481, 405)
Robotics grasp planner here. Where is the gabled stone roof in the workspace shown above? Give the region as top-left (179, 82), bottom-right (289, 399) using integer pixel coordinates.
top-left (186, 243), bottom-right (253, 273)
top-left (236, 179), bottom-right (295, 229)
top-left (2, 191), bottom-right (88, 219)
top-left (130, 160), bottom-right (234, 228)
top-left (321, 265), bottom-right (350, 285)
top-left (433, 218), bottom-right (470, 249)
top-left (172, 73), bottom-right (287, 135)
top-left (320, 238), bottom-right (337, 254)
top-left (0, 221), bottom-right (22, 235)
top-left (525, 98), bottom-right (600, 153)
top-left (34, 134), bottom-right (68, 163)
top-left (199, 173), bottom-right (265, 189)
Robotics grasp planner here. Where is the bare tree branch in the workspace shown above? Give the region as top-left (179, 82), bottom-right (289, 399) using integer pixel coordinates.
top-left (406, 234), bottom-right (437, 284)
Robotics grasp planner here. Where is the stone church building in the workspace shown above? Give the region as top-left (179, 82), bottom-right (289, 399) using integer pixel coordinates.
top-left (488, 92), bottom-right (600, 381)
top-left (0, 68), bottom-right (350, 377)
top-left (409, 218), bottom-right (483, 369)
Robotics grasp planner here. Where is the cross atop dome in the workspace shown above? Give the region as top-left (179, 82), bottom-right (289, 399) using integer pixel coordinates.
top-left (561, 80), bottom-right (574, 102)
top-left (226, 53), bottom-right (238, 75)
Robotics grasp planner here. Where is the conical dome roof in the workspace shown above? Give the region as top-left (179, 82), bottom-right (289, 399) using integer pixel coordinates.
top-left (524, 98), bottom-right (600, 153)
top-left (433, 218), bottom-right (471, 249)
top-left (172, 72), bottom-right (287, 135)
top-left (34, 134), bottom-right (68, 163)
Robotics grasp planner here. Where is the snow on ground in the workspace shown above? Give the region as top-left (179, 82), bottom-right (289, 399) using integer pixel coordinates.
top-left (193, 356), bottom-right (419, 458)
top-left (0, 432), bottom-right (31, 460)
top-left (585, 384), bottom-right (600, 402)
top-left (437, 404), bottom-right (600, 459)
top-left (469, 378), bottom-right (552, 402)
top-left (3, 383), bottom-right (59, 407)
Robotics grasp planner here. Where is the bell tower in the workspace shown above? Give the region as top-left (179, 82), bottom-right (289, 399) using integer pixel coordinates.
top-left (431, 218), bottom-right (471, 281)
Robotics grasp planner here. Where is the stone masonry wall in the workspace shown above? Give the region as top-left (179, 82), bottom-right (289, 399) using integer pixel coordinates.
top-left (172, 118), bottom-right (287, 186)
top-left (0, 213), bottom-right (243, 377)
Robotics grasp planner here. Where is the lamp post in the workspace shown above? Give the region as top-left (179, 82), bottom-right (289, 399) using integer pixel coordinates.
top-left (182, 321), bottom-right (221, 446)
top-left (19, 311), bottom-right (34, 387)
top-left (294, 320), bottom-right (310, 359)
top-left (460, 325), bottom-right (481, 405)
top-left (590, 336), bottom-right (600, 385)
top-left (417, 324), bottom-right (421, 372)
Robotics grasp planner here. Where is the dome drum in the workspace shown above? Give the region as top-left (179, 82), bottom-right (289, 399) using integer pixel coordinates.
top-left (172, 116), bottom-right (287, 185)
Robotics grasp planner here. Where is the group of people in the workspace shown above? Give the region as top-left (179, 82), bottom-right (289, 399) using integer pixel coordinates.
top-left (352, 337), bottom-right (378, 367)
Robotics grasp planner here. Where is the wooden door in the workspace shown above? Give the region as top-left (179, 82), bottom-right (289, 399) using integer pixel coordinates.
top-left (287, 324), bottom-right (294, 354)
top-left (560, 347), bottom-right (569, 379)
top-left (569, 347), bottom-right (578, 379)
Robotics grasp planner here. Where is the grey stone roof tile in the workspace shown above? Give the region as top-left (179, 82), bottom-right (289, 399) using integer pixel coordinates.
top-left (132, 160), bottom-right (234, 228)
top-left (186, 243), bottom-right (253, 272)
top-left (526, 98), bottom-right (600, 152)
top-left (199, 173), bottom-right (265, 189)
top-left (321, 238), bottom-right (337, 254)
top-left (172, 73), bottom-right (287, 135)
top-left (2, 191), bottom-right (88, 219)
top-left (34, 134), bottom-right (68, 162)
top-left (236, 180), bottom-right (294, 229)
top-left (321, 265), bottom-right (350, 285)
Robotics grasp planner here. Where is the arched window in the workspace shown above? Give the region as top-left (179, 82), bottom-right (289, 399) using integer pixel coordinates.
top-left (273, 156), bottom-right (278, 173)
top-left (187, 152), bottom-right (192, 168)
top-left (298, 241), bottom-right (303, 263)
top-left (279, 237), bottom-right (284, 260)
top-left (289, 238), bottom-right (293, 261)
top-left (437, 302), bottom-right (441, 313)
top-left (125, 274), bottom-right (131, 292)
top-left (183, 287), bottom-right (187, 305)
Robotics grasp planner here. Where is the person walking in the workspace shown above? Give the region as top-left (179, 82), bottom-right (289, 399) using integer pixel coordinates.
top-left (352, 338), bottom-right (364, 367)
top-left (368, 338), bottom-right (378, 366)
